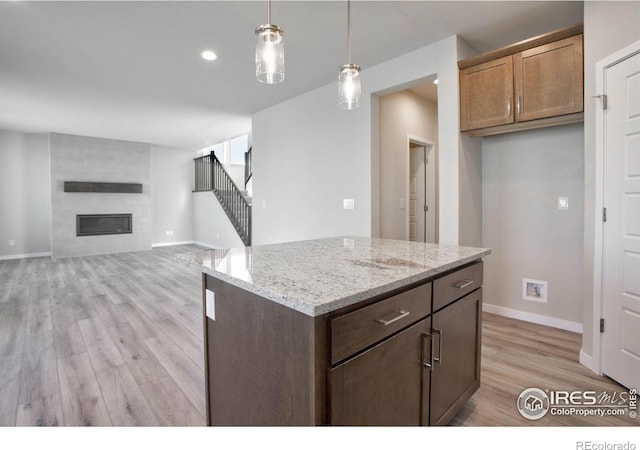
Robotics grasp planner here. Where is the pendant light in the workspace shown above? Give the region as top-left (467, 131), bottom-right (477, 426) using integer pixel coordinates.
top-left (338, 0), bottom-right (361, 110)
top-left (255, 0), bottom-right (284, 84)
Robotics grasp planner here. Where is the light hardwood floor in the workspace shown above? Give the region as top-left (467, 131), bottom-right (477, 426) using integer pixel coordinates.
top-left (0, 245), bottom-right (635, 426)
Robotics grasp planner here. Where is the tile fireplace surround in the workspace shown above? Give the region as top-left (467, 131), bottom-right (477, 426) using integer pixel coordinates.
top-left (50, 133), bottom-right (152, 259)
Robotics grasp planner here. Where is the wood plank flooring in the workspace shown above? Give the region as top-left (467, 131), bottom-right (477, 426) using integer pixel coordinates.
top-left (0, 245), bottom-right (207, 426)
top-left (0, 245), bottom-right (635, 426)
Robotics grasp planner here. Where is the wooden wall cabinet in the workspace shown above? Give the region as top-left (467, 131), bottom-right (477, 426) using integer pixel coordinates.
top-left (459, 25), bottom-right (583, 137)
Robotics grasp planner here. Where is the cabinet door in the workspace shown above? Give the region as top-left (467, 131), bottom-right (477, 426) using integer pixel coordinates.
top-left (430, 289), bottom-right (482, 425)
top-left (513, 34), bottom-right (583, 122)
top-left (460, 56), bottom-right (514, 131)
top-left (329, 319), bottom-right (431, 425)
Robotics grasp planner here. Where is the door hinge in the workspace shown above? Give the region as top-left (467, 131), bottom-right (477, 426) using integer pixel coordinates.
top-left (593, 94), bottom-right (608, 110)
top-left (600, 318), bottom-right (605, 333)
top-left (424, 204), bottom-right (428, 212)
top-left (603, 207), bottom-right (607, 222)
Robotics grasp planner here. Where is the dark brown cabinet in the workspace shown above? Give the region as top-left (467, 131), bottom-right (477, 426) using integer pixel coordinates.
top-left (328, 262), bottom-right (483, 426)
top-left (459, 25), bottom-right (583, 136)
top-left (329, 319), bottom-right (431, 426)
top-left (430, 289), bottom-right (482, 425)
top-left (202, 259), bottom-right (485, 426)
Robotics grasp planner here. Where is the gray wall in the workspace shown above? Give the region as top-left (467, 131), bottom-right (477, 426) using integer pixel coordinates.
top-left (0, 129), bottom-right (51, 258)
top-left (192, 192), bottom-right (245, 249)
top-left (379, 90), bottom-right (438, 241)
top-left (50, 133), bottom-right (151, 258)
top-left (150, 145), bottom-right (194, 245)
top-left (252, 36), bottom-right (469, 246)
top-left (482, 124), bottom-right (585, 326)
top-left (582, 1), bottom-right (640, 360)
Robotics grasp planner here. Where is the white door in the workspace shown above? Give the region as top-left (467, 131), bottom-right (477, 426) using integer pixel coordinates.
top-left (602, 49), bottom-right (640, 390)
top-left (409, 147), bottom-right (427, 242)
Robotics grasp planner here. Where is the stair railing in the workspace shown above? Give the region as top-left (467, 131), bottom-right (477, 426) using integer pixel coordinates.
top-left (211, 151), bottom-right (252, 246)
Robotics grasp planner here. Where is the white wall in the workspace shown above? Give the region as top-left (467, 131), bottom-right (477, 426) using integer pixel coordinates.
top-left (482, 124), bottom-right (585, 328)
top-left (192, 192), bottom-right (244, 249)
top-left (0, 129), bottom-right (51, 258)
top-left (150, 145), bottom-right (194, 245)
top-left (252, 35), bottom-right (467, 246)
top-left (582, 1), bottom-right (640, 362)
top-left (378, 90), bottom-right (438, 240)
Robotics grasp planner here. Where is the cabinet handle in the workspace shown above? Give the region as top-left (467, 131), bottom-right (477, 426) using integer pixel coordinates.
top-left (507, 97), bottom-right (511, 116)
top-left (453, 279), bottom-right (474, 289)
top-left (433, 328), bottom-right (443, 364)
top-left (421, 333), bottom-right (434, 370)
top-left (376, 309), bottom-right (410, 326)
top-left (517, 95), bottom-right (521, 115)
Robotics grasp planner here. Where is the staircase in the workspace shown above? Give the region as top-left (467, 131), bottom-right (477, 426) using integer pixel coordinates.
top-left (194, 150), bottom-right (252, 246)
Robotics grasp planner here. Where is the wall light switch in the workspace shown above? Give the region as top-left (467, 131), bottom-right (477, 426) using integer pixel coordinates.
top-left (343, 199), bottom-right (355, 210)
top-left (205, 289), bottom-right (216, 321)
top-left (262, 200), bottom-right (267, 209)
top-left (558, 197), bottom-right (569, 210)
top-left (400, 199), bottom-right (405, 210)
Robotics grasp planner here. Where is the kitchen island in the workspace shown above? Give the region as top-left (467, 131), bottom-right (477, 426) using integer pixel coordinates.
top-left (177, 236), bottom-right (490, 426)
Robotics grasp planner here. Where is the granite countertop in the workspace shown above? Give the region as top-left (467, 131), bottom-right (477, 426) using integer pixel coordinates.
top-left (177, 236), bottom-right (491, 317)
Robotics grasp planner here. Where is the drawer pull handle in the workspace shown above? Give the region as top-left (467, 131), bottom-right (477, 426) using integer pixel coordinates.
top-left (433, 328), bottom-right (443, 364)
top-left (376, 309), bottom-right (410, 326)
top-left (453, 279), bottom-right (474, 289)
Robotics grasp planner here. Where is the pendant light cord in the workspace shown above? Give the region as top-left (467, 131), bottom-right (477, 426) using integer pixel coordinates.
top-left (267, 0), bottom-right (272, 24)
top-left (347, 0), bottom-right (351, 64)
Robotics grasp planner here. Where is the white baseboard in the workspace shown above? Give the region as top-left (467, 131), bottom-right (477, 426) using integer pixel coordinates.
top-left (483, 303), bottom-right (583, 333)
top-left (151, 240), bottom-right (195, 248)
top-left (0, 251), bottom-right (52, 261)
top-left (192, 241), bottom-right (223, 249)
top-left (579, 349), bottom-right (600, 374)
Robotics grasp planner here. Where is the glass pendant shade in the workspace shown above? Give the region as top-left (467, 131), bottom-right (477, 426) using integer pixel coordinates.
top-left (255, 24), bottom-right (284, 84)
top-left (338, 63), bottom-right (361, 110)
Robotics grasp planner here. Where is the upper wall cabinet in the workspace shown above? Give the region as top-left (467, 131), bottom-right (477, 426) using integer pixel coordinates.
top-left (459, 24), bottom-right (584, 137)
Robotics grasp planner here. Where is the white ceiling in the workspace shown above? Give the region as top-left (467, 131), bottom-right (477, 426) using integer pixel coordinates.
top-left (0, 1), bottom-right (583, 150)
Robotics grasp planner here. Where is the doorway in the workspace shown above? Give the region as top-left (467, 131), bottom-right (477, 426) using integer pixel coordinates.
top-left (595, 40), bottom-right (640, 390)
top-left (408, 139), bottom-right (436, 243)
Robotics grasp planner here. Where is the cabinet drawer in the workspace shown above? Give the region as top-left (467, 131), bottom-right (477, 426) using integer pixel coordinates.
top-left (330, 283), bottom-right (431, 364)
top-left (433, 262), bottom-right (482, 312)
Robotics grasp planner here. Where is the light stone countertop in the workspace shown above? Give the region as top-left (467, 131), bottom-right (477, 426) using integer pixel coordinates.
top-left (176, 236), bottom-right (491, 317)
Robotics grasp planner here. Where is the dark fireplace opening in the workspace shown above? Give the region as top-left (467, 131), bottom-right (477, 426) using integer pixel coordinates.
top-left (77, 214), bottom-right (132, 236)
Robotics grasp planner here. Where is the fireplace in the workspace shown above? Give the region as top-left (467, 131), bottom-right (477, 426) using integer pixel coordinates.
top-left (76, 214), bottom-right (132, 236)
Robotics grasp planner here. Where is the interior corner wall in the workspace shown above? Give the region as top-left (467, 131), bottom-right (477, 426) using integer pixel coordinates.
top-left (379, 90), bottom-right (438, 241)
top-left (252, 35), bottom-right (463, 246)
top-left (582, 1), bottom-right (640, 363)
top-left (150, 145), bottom-right (194, 245)
top-left (482, 123), bottom-right (585, 327)
top-left (0, 129), bottom-right (51, 258)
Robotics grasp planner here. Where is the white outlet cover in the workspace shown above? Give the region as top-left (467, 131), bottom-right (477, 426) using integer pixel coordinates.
top-left (205, 289), bottom-right (216, 320)
top-left (8, 240), bottom-right (15, 246)
top-left (558, 197), bottom-right (569, 210)
top-left (343, 199), bottom-right (355, 210)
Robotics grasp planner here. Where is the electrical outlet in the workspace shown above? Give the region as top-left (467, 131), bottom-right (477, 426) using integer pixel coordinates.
top-left (8, 240), bottom-right (15, 247)
top-left (166, 230), bottom-right (173, 236)
top-left (205, 289), bottom-right (216, 320)
top-left (343, 199), bottom-right (355, 210)
top-left (558, 197), bottom-right (569, 210)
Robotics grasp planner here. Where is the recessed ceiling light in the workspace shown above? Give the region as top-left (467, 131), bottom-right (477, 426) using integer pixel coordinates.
top-left (433, 79), bottom-right (439, 85)
top-left (201, 50), bottom-right (218, 61)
